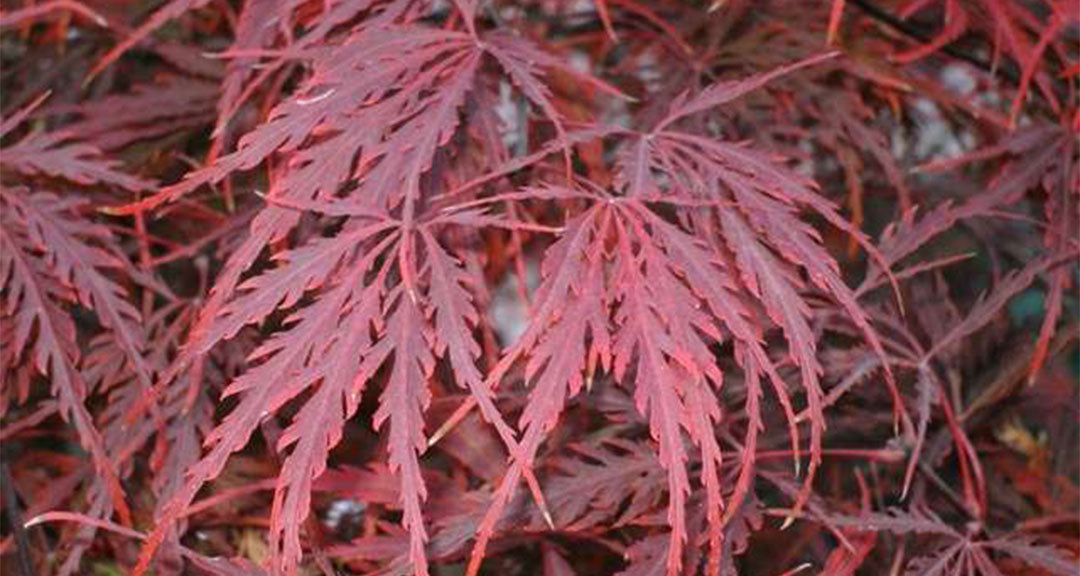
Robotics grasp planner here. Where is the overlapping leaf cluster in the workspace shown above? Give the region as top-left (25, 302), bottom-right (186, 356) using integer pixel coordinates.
top-left (1, 1), bottom-right (1077, 576)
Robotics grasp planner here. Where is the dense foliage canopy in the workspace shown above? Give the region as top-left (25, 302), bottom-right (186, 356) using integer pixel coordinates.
top-left (0, 1), bottom-right (1077, 575)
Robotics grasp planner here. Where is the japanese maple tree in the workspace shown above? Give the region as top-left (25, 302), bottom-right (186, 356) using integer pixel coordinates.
top-left (1, 1), bottom-right (1077, 575)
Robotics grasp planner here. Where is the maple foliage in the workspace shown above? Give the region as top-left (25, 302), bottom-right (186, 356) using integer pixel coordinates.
top-left (1, 1), bottom-right (1078, 576)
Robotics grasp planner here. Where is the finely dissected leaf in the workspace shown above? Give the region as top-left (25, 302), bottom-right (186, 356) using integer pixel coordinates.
top-left (195, 221), bottom-right (394, 353)
top-left (923, 255), bottom-right (1066, 362)
top-left (137, 225), bottom-right (398, 575)
top-left (921, 123), bottom-right (1078, 383)
top-left (421, 229), bottom-right (516, 446)
top-left (4, 192), bottom-right (156, 396)
top-left (370, 288), bottom-right (437, 576)
top-left (0, 189), bottom-right (130, 524)
top-left (543, 437), bottom-right (664, 530)
top-left (120, 18), bottom-right (607, 217)
top-left (827, 508), bottom-right (958, 536)
top-left (983, 537), bottom-right (1080, 576)
top-left (465, 54), bottom-right (902, 570)
top-left (654, 52), bottom-right (838, 131)
top-left (130, 6), bottom-right (614, 573)
top-left (827, 510), bottom-right (1079, 576)
top-left (611, 202), bottom-right (734, 575)
top-left (609, 53), bottom-right (916, 536)
top-left (0, 103), bottom-right (167, 561)
top-left (119, 24), bottom-right (480, 215)
top-left (610, 212), bottom-right (694, 574)
top-left (468, 205), bottom-right (611, 576)
top-left (53, 76), bottom-right (219, 151)
top-left (268, 255), bottom-right (386, 575)
top-left (901, 363), bottom-right (936, 498)
top-left (2, 131), bottom-right (154, 192)
top-left (468, 188), bottom-right (812, 576)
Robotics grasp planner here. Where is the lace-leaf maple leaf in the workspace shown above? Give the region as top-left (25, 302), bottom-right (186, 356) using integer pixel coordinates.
top-left (611, 202), bottom-right (742, 575)
top-left (52, 76), bottom-right (219, 151)
top-left (421, 229), bottom-right (518, 447)
top-left (542, 437), bottom-right (664, 530)
top-left (370, 287), bottom-right (436, 575)
top-left (137, 223), bottom-right (398, 575)
top-left (828, 508), bottom-right (1078, 576)
top-left (466, 201), bottom-right (613, 575)
top-left (4, 191), bottom-right (157, 399)
top-left (0, 96), bottom-right (178, 576)
top-left (0, 189), bottom-right (130, 525)
top-left (467, 53), bottom-right (904, 576)
top-left (920, 122), bottom-right (1078, 383)
top-left (132, 7), bottom-right (612, 575)
top-left (0, 100), bottom-right (164, 529)
top-left (117, 18), bottom-right (617, 217)
top-left (2, 130), bottom-right (155, 192)
top-left (614, 50), bottom-right (904, 548)
top-left (984, 537), bottom-right (1080, 576)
